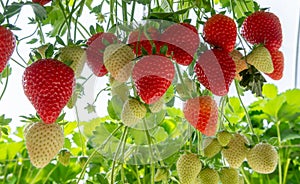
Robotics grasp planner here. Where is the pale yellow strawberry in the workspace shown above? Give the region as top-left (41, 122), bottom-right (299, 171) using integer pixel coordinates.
top-left (247, 143), bottom-right (278, 174)
top-left (104, 43), bottom-right (135, 82)
top-left (58, 45), bottom-right (86, 77)
top-left (221, 133), bottom-right (249, 169)
top-left (25, 122), bottom-right (64, 168)
top-left (203, 137), bottom-right (222, 158)
top-left (219, 167), bottom-right (239, 184)
top-left (121, 98), bottom-right (147, 127)
top-left (230, 50), bottom-right (248, 80)
top-left (176, 153), bottom-right (202, 184)
top-left (246, 46), bottom-right (274, 73)
top-left (197, 168), bottom-right (219, 184)
top-left (216, 130), bottom-right (232, 147)
top-left (149, 97), bottom-right (164, 113)
top-left (238, 175), bottom-right (244, 184)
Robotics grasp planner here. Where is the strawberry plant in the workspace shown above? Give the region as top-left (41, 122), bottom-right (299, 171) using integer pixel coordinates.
top-left (0, 0), bottom-right (299, 184)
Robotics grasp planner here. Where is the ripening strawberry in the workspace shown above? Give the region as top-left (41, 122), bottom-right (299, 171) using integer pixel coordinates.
top-left (183, 96), bottom-right (218, 136)
top-left (0, 26), bottom-right (15, 73)
top-left (132, 55), bottom-right (175, 104)
top-left (194, 49), bottom-right (236, 96)
top-left (86, 32), bottom-right (119, 77)
top-left (161, 23), bottom-right (200, 66)
top-left (32, 0), bottom-right (51, 6)
top-left (221, 133), bottom-right (250, 169)
top-left (203, 14), bottom-right (237, 52)
top-left (24, 122), bottom-right (64, 168)
top-left (121, 98), bottom-right (147, 127)
top-left (23, 59), bottom-right (75, 124)
top-left (247, 143), bottom-right (278, 174)
top-left (58, 45), bottom-right (86, 77)
top-left (241, 11), bottom-right (282, 51)
top-left (246, 46), bottom-right (274, 73)
top-left (176, 153), bottom-right (202, 184)
top-left (128, 26), bottom-right (160, 56)
top-left (104, 43), bottom-right (135, 82)
top-left (230, 50), bottom-right (248, 80)
top-left (266, 50), bottom-right (284, 80)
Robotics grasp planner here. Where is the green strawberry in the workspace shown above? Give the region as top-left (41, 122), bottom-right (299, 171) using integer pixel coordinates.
top-left (57, 149), bottom-right (71, 166)
top-left (246, 46), bottom-right (274, 73)
top-left (221, 133), bottom-right (250, 169)
top-left (58, 45), bottom-right (86, 77)
top-left (24, 122), bottom-right (64, 168)
top-left (121, 98), bottom-right (147, 127)
top-left (219, 167), bottom-right (239, 184)
top-left (203, 137), bottom-right (222, 158)
top-left (197, 168), bottom-right (219, 184)
top-left (247, 143), bottom-right (278, 174)
top-left (104, 43), bottom-right (135, 82)
top-left (216, 131), bottom-right (232, 147)
top-left (176, 153), bottom-right (202, 184)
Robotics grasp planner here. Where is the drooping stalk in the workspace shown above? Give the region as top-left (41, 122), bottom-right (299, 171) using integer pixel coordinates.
top-left (75, 106), bottom-right (86, 156)
top-left (143, 120), bottom-right (155, 184)
top-left (111, 126), bottom-right (128, 184)
top-left (276, 121), bottom-right (283, 184)
top-left (0, 66), bottom-right (9, 100)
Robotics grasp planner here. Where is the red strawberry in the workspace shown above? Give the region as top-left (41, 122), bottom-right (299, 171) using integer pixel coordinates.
top-left (132, 55), bottom-right (175, 104)
top-left (203, 14), bottom-right (237, 52)
top-left (32, 0), bottom-right (51, 6)
top-left (23, 59), bottom-right (75, 124)
top-left (183, 96), bottom-right (218, 136)
top-left (86, 32), bottom-right (119, 77)
top-left (194, 49), bottom-right (236, 96)
top-left (266, 50), bottom-right (284, 80)
top-left (241, 11), bottom-right (282, 51)
top-left (161, 23), bottom-right (200, 66)
top-left (128, 27), bottom-right (160, 56)
top-left (0, 26), bottom-right (15, 73)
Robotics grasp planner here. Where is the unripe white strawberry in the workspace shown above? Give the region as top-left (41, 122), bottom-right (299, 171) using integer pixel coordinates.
top-left (203, 137), bottom-right (222, 158)
top-left (121, 98), bottom-right (147, 127)
top-left (104, 43), bottom-right (135, 82)
top-left (246, 46), bottom-right (273, 73)
top-left (217, 131), bottom-right (232, 147)
top-left (219, 167), bottom-right (239, 184)
top-left (176, 153), bottom-right (202, 184)
top-left (197, 168), bottom-right (219, 184)
top-left (247, 143), bottom-right (278, 174)
top-left (221, 133), bottom-right (249, 168)
top-left (58, 45), bottom-right (86, 77)
top-left (25, 122), bottom-right (64, 168)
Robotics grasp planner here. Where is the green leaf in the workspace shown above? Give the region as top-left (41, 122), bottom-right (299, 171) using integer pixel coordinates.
top-left (107, 96), bottom-right (123, 120)
top-left (64, 121), bottom-right (78, 135)
top-left (72, 132), bottom-right (86, 147)
top-left (262, 84), bottom-right (278, 99)
top-left (153, 126), bottom-right (168, 142)
top-left (81, 117), bottom-right (111, 137)
top-left (263, 95), bottom-right (285, 121)
top-left (284, 88), bottom-right (300, 106)
top-left (4, 2), bottom-right (23, 19)
top-left (30, 3), bottom-right (47, 20)
top-left (0, 114), bottom-right (12, 126)
top-left (281, 133), bottom-right (300, 143)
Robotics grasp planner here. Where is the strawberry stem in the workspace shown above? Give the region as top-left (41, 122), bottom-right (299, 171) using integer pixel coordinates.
top-left (75, 105), bottom-right (86, 156)
top-left (111, 126), bottom-right (128, 184)
top-left (276, 121), bottom-right (283, 184)
top-left (0, 66), bottom-right (9, 100)
top-left (234, 80), bottom-right (257, 139)
top-left (143, 119), bottom-right (155, 184)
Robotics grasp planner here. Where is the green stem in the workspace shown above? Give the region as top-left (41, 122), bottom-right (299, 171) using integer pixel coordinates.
top-left (143, 120), bottom-right (155, 184)
top-left (30, 169), bottom-right (43, 184)
top-left (122, 1), bottom-right (128, 24)
top-left (283, 158), bottom-right (291, 184)
top-left (276, 121), bottom-right (282, 184)
top-left (130, 0), bottom-right (136, 23)
top-left (75, 105), bottom-right (85, 155)
top-left (111, 126), bottom-right (128, 184)
top-left (240, 167), bottom-right (251, 184)
top-left (42, 164), bottom-right (58, 184)
top-left (58, 1), bottom-right (72, 42)
top-left (10, 58), bottom-right (26, 68)
top-left (234, 80), bottom-right (256, 137)
top-left (0, 66), bottom-right (9, 100)
top-left (109, 0), bottom-right (115, 26)
top-left (37, 20), bottom-right (45, 44)
top-left (16, 163), bottom-right (23, 184)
